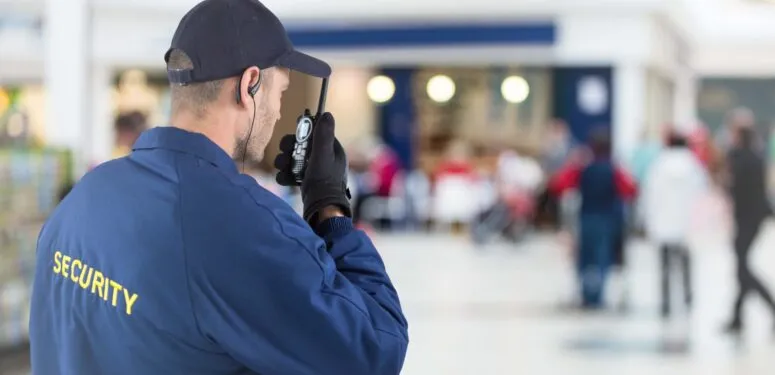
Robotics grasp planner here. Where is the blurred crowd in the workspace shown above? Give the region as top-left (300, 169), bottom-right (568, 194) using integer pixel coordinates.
top-left (101, 107), bottom-right (775, 332)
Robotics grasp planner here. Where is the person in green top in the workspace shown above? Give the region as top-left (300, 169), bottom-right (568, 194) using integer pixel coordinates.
top-left (630, 128), bottom-right (662, 184)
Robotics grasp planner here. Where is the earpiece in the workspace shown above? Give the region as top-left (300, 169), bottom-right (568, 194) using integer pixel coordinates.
top-left (235, 71), bottom-right (263, 104)
top-left (249, 75), bottom-right (261, 97)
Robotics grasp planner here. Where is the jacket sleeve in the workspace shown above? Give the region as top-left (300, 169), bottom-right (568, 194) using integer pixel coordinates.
top-left (613, 166), bottom-right (638, 201)
top-left (186, 205), bottom-right (408, 375)
top-left (549, 164), bottom-right (581, 196)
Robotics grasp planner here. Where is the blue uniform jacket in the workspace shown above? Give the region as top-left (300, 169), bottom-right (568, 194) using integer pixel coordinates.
top-left (30, 127), bottom-right (409, 375)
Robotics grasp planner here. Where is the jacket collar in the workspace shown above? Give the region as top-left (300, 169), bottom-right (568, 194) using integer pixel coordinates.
top-left (132, 126), bottom-right (238, 174)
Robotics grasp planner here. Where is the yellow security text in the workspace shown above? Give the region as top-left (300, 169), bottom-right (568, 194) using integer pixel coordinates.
top-left (52, 250), bottom-right (140, 316)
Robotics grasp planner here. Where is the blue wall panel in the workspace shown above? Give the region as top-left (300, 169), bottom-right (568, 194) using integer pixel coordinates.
top-left (378, 68), bottom-right (416, 170)
top-left (288, 23), bottom-right (556, 49)
top-left (552, 67), bottom-right (614, 143)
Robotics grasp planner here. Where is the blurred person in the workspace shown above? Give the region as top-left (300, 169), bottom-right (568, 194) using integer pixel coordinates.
top-left (113, 70), bottom-right (161, 116)
top-left (432, 140), bottom-right (478, 232)
top-left (716, 107), bottom-right (755, 152)
top-left (550, 128), bottom-right (637, 308)
top-left (537, 119), bottom-right (573, 228)
top-left (768, 126), bottom-right (775, 204)
top-left (642, 131), bottom-right (709, 318)
top-left (29, 1), bottom-right (408, 375)
top-left (345, 140), bottom-right (372, 221)
top-left (368, 138), bottom-right (403, 230)
top-left (609, 199), bottom-right (630, 311)
top-left (542, 119), bottom-right (573, 175)
top-left (723, 125), bottom-right (775, 335)
top-left (492, 146), bottom-right (545, 195)
top-left (554, 146), bottom-right (589, 249)
top-left (433, 139), bottom-right (476, 181)
top-left (768, 126), bottom-right (775, 162)
top-left (630, 126), bottom-right (663, 185)
top-left (370, 139), bottom-right (402, 199)
top-left (112, 111), bottom-right (147, 159)
top-left (623, 125), bottom-right (667, 306)
top-left (350, 136), bottom-right (402, 229)
top-left (688, 124), bottom-right (712, 168)
top-left (628, 125), bottom-right (664, 238)
top-left (689, 124), bottom-right (726, 186)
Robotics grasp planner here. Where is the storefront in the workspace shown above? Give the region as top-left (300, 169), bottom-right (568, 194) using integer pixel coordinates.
top-left (5, 0), bottom-right (694, 175)
top-left (362, 66), bottom-right (553, 172)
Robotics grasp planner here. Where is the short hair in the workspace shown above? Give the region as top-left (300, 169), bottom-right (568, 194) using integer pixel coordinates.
top-left (727, 106), bottom-right (754, 124)
top-left (115, 111), bottom-right (147, 134)
top-left (167, 49), bottom-right (228, 117)
top-left (666, 131), bottom-right (688, 148)
top-left (588, 126), bottom-right (611, 156)
top-left (738, 126), bottom-right (755, 147)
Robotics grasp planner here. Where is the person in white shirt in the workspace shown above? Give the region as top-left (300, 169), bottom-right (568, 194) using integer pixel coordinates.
top-left (642, 131), bottom-right (709, 318)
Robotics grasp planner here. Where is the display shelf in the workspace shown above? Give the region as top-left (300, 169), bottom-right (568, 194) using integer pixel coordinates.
top-left (0, 147), bottom-right (70, 348)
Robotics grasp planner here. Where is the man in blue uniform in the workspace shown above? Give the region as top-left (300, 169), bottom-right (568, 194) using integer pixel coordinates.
top-left (29, 1), bottom-right (409, 374)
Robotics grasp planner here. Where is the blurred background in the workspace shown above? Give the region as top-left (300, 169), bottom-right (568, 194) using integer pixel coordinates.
top-left (3, 0), bottom-right (775, 373)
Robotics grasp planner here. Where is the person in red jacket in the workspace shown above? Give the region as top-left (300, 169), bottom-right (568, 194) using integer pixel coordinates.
top-left (433, 140), bottom-right (477, 183)
top-left (550, 128), bottom-right (636, 308)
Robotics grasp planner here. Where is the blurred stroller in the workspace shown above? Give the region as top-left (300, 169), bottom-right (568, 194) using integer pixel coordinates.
top-left (471, 188), bottom-right (535, 244)
top-left (471, 150), bottom-right (543, 245)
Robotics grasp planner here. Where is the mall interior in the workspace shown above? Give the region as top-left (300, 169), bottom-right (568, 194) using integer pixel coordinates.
top-left (3, 0), bottom-right (775, 374)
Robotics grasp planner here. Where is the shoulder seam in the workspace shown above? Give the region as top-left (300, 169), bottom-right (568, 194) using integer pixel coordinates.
top-left (173, 152), bottom-right (211, 342)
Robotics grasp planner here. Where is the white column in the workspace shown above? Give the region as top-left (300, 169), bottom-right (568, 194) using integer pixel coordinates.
top-left (613, 63), bottom-right (647, 162)
top-left (44, 0), bottom-right (90, 178)
top-left (90, 66), bottom-right (114, 166)
top-left (673, 65), bottom-right (698, 132)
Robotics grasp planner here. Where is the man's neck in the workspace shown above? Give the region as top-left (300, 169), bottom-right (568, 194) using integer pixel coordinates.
top-left (171, 110), bottom-right (235, 158)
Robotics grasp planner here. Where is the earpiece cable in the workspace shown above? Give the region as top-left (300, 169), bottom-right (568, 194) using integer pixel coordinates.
top-left (241, 97), bottom-right (257, 173)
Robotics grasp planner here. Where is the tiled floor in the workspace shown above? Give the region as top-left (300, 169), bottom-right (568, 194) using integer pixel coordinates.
top-left (376, 223), bottom-right (775, 375)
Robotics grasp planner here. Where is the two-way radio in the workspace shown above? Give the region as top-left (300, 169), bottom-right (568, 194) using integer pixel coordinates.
top-left (291, 78), bottom-right (329, 184)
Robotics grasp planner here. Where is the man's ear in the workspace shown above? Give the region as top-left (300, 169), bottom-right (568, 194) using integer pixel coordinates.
top-left (237, 66), bottom-right (261, 106)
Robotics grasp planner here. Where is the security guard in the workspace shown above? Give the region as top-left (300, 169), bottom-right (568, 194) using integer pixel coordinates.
top-left (29, 0), bottom-right (409, 374)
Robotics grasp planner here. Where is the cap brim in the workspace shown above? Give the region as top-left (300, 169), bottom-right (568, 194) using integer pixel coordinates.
top-left (276, 50), bottom-right (331, 78)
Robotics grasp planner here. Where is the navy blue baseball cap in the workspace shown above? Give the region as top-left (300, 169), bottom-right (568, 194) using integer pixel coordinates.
top-left (165, 0), bottom-right (331, 84)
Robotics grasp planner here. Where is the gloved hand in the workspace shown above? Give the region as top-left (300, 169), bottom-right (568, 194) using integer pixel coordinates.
top-left (274, 112), bottom-right (352, 223)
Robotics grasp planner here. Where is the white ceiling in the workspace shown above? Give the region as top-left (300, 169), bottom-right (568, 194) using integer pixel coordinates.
top-left (680, 0), bottom-right (775, 44)
top-left (3, 0), bottom-right (775, 75)
top-left (78, 0), bottom-right (775, 49)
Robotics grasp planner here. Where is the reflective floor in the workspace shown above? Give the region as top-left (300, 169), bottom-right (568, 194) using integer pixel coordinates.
top-left (379, 221), bottom-right (775, 375)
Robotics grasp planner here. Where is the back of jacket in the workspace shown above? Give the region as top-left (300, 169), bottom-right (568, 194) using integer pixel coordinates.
top-left (642, 149), bottom-right (708, 243)
top-left (30, 150), bottom-right (253, 375)
top-left (728, 147), bottom-right (771, 224)
top-left (579, 160), bottom-right (619, 216)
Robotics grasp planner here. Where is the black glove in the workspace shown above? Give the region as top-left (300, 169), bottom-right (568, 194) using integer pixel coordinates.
top-left (274, 112), bottom-right (351, 223)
